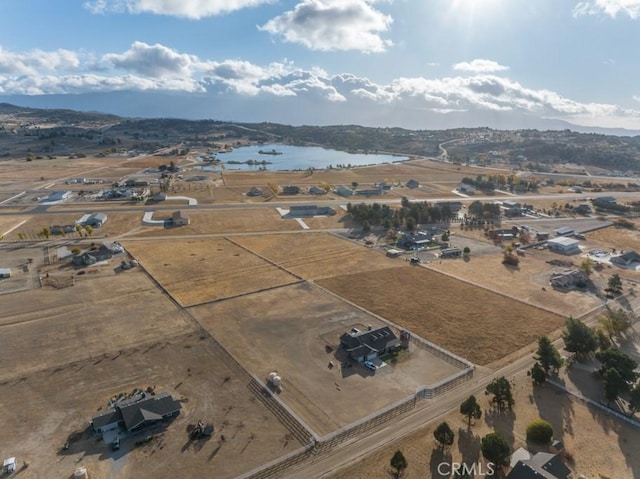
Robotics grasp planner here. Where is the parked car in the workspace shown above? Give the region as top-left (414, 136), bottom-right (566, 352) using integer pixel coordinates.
top-left (364, 361), bottom-right (376, 371)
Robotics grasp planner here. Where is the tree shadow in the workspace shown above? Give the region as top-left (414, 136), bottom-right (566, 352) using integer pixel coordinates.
top-left (484, 408), bottom-right (516, 447)
top-left (532, 382), bottom-right (575, 439)
top-left (429, 447), bottom-right (452, 479)
top-left (457, 427), bottom-right (481, 466)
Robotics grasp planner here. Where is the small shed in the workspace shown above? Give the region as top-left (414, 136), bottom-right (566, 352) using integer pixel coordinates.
top-left (0, 268), bottom-right (11, 278)
top-left (172, 211), bottom-right (190, 226)
top-left (2, 457), bottom-right (16, 474)
top-left (554, 226), bottom-right (574, 237)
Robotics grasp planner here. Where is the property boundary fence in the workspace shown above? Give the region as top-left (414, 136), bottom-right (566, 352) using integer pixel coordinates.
top-left (408, 332), bottom-right (473, 370)
top-left (242, 363), bottom-right (475, 479)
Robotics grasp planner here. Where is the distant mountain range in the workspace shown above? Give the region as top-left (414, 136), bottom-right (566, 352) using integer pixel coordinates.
top-left (2, 91), bottom-right (640, 137)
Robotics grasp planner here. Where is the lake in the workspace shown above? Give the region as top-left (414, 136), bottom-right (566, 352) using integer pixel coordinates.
top-left (196, 144), bottom-right (408, 171)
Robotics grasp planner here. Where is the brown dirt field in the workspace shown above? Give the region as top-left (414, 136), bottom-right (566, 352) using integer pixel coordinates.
top-left (331, 372), bottom-right (640, 479)
top-left (189, 282), bottom-right (461, 436)
top-left (123, 238), bottom-right (299, 306)
top-left (233, 232), bottom-right (398, 280)
top-left (317, 266), bottom-right (565, 366)
top-left (0, 333), bottom-right (300, 479)
top-left (0, 215), bottom-right (29, 236)
top-left (128, 208), bottom-right (299, 238)
top-left (0, 269), bottom-right (195, 380)
top-left (427, 250), bottom-right (603, 318)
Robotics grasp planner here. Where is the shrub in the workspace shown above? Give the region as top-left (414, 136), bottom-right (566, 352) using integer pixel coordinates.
top-left (526, 419), bottom-right (553, 444)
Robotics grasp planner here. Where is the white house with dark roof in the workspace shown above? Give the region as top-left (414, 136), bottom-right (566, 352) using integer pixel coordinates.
top-left (610, 251), bottom-right (640, 269)
top-left (339, 326), bottom-right (400, 363)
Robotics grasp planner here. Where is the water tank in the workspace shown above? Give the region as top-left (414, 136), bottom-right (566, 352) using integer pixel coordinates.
top-left (271, 375), bottom-right (282, 387)
top-left (267, 372), bottom-right (278, 382)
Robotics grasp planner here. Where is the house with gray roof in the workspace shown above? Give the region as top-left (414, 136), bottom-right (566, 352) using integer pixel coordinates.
top-left (339, 326), bottom-right (400, 363)
top-left (610, 251), bottom-right (640, 269)
top-left (507, 448), bottom-right (571, 479)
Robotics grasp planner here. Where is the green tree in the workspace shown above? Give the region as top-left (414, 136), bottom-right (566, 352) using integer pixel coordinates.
top-left (351, 181), bottom-right (359, 190)
top-left (598, 308), bottom-right (632, 342)
top-left (405, 216), bottom-right (416, 231)
top-left (85, 225), bottom-right (93, 237)
top-left (531, 362), bottom-right (546, 386)
top-left (390, 450), bottom-right (408, 478)
top-left (362, 220), bottom-right (371, 233)
top-left (535, 336), bottom-right (562, 374)
top-left (580, 258), bottom-right (594, 275)
top-left (41, 227), bottom-right (50, 239)
top-left (485, 376), bottom-right (514, 413)
top-left (460, 395), bottom-right (482, 428)
top-left (463, 246), bottom-right (471, 256)
top-left (562, 317), bottom-right (598, 358)
top-left (595, 328), bottom-right (612, 351)
top-left (596, 348), bottom-right (638, 385)
top-left (433, 421), bottom-right (455, 450)
top-left (481, 432), bottom-right (511, 468)
top-left (608, 273), bottom-right (623, 295)
top-left (526, 419), bottom-right (553, 445)
top-left (441, 232), bottom-right (449, 242)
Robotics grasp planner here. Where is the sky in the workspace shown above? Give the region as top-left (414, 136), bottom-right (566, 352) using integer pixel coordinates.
top-left (1, 0), bottom-right (640, 131)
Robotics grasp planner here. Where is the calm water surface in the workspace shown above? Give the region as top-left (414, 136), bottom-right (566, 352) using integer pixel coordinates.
top-left (196, 144), bottom-right (408, 171)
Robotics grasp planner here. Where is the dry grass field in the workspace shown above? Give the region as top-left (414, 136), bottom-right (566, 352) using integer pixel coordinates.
top-left (331, 372), bottom-right (640, 479)
top-left (299, 210), bottom-right (355, 230)
top-left (189, 282), bottom-right (462, 436)
top-left (233, 232), bottom-right (398, 280)
top-left (0, 268), bottom-right (195, 380)
top-left (587, 223), bottom-right (640, 252)
top-left (317, 266), bottom-right (565, 366)
top-left (427, 249), bottom-right (604, 318)
top-left (0, 332), bottom-right (300, 479)
top-left (123, 238), bottom-right (299, 306)
top-left (129, 208), bottom-right (299, 238)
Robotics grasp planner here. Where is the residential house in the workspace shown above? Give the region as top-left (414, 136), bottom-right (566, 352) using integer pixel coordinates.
top-left (90, 392), bottom-right (181, 439)
top-left (41, 190), bottom-right (72, 203)
top-left (172, 211), bottom-right (190, 226)
top-left (77, 212), bottom-right (108, 228)
top-left (507, 447), bottom-right (571, 479)
top-left (550, 269), bottom-right (588, 289)
top-left (355, 188), bottom-right (382, 196)
top-left (281, 185), bottom-right (300, 195)
top-left (574, 204), bottom-right (592, 215)
top-left (610, 251), bottom-right (640, 269)
top-left (503, 200), bottom-right (523, 217)
top-left (592, 195), bottom-right (616, 205)
top-left (397, 232), bottom-right (433, 250)
top-left (456, 183), bottom-right (476, 195)
top-left (152, 192), bottom-right (167, 201)
top-left (547, 237), bottom-right (581, 255)
top-left (72, 246), bottom-right (113, 266)
top-left (375, 183), bottom-right (392, 190)
top-left (339, 326), bottom-right (401, 363)
top-left (309, 186), bottom-right (327, 195)
top-left (406, 179), bottom-right (420, 189)
top-left (247, 187), bottom-right (263, 197)
top-left (289, 205), bottom-right (336, 217)
top-left (335, 185), bottom-right (354, 197)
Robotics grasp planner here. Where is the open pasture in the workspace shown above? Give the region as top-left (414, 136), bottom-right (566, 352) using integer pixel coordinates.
top-left (317, 265), bottom-right (565, 366)
top-left (123, 237), bottom-right (299, 306)
top-left (233, 232), bottom-right (398, 280)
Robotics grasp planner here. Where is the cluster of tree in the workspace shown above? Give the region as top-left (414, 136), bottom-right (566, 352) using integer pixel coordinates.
top-left (346, 198), bottom-right (455, 231)
top-left (593, 201), bottom-right (630, 213)
top-left (461, 175), bottom-right (496, 192)
top-left (467, 200), bottom-right (501, 219)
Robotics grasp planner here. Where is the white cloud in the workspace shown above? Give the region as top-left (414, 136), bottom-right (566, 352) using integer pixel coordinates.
top-left (0, 47), bottom-right (80, 75)
top-left (453, 59), bottom-right (509, 73)
top-left (1, 43), bottom-right (640, 129)
top-left (573, 0), bottom-right (640, 19)
top-left (259, 0), bottom-right (393, 53)
top-left (84, 0), bottom-right (271, 18)
top-left (103, 42), bottom-right (195, 77)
